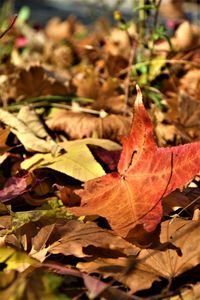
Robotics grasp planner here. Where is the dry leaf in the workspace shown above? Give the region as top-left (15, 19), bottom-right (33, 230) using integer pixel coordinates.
top-left (0, 108), bottom-right (62, 154)
top-left (163, 187), bottom-right (200, 216)
top-left (155, 21), bottom-right (200, 53)
top-left (1, 66), bottom-right (69, 103)
top-left (60, 138), bottom-right (121, 151)
top-left (78, 219), bottom-right (200, 293)
top-left (73, 67), bottom-right (101, 100)
top-left (21, 144), bottom-right (105, 182)
top-left (17, 106), bottom-right (51, 139)
top-left (0, 171), bottom-right (34, 203)
top-left (48, 220), bottom-right (139, 258)
top-left (0, 127), bottom-right (11, 155)
top-left (45, 16), bottom-right (85, 42)
top-left (180, 69), bottom-right (200, 101)
top-left (46, 110), bottom-right (131, 142)
top-left (16, 219), bottom-right (139, 262)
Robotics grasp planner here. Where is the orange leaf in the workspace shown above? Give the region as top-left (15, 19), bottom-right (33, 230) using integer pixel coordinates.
top-left (69, 86), bottom-right (200, 238)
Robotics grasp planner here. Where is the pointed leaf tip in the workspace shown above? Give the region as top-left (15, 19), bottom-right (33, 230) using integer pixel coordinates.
top-left (70, 86), bottom-right (200, 238)
top-left (135, 85), bottom-right (143, 107)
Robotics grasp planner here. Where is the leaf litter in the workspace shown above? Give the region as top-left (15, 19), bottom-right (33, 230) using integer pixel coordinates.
top-left (0, 4), bottom-right (200, 299)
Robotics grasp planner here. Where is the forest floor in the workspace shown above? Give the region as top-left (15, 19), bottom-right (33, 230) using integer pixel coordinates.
top-left (0, 2), bottom-right (200, 300)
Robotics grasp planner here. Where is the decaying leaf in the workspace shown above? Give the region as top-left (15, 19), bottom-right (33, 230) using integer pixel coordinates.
top-left (180, 68), bottom-right (200, 101)
top-left (69, 87), bottom-right (200, 238)
top-left (0, 108), bottom-right (62, 154)
top-left (47, 220), bottom-right (139, 258)
top-left (45, 16), bottom-right (85, 42)
top-left (0, 66), bottom-right (69, 103)
top-left (0, 267), bottom-right (69, 300)
top-left (163, 187), bottom-right (200, 216)
top-left (154, 21), bottom-right (200, 52)
top-left (0, 247), bottom-right (39, 272)
top-left (46, 110), bottom-right (131, 142)
top-left (0, 171), bottom-right (34, 203)
top-left (17, 106), bottom-right (51, 140)
top-left (78, 219), bottom-right (200, 293)
top-left (44, 262), bottom-right (136, 300)
top-left (176, 91), bottom-right (200, 140)
top-left (13, 219), bottom-right (139, 262)
top-left (0, 127), bottom-right (11, 155)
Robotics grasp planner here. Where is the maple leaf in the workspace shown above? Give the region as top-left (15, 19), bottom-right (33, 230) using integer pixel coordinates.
top-left (69, 86), bottom-right (200, 238)
top-left (78, 219), bottom-right (200, 293)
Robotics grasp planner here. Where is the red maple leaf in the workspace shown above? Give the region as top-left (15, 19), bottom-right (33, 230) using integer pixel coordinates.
top-left (69, 86), bottom-right (200, 238)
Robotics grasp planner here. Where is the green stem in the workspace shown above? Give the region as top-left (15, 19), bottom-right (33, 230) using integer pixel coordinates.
top-left (139, 0), bottom-right (145, 46)
top-left (147, 0), bottom-right (162, 81)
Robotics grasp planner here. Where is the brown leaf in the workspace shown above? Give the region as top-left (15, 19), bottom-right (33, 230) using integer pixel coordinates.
top-left (0, 109), bottom-right (60, 154)
top-left (173, 91), bottom-right (200, 141)
top-left (180, 69), bottom-right (200, 101)
top-left (45, 16), bottom-right (85, 42)
top-left (44, 43), bottom-right (74, 69)
top-left (73, 66), bottom-right (101, 100)
top-left (17, 219), bottom-right (139, 261)
top-left (163, 187), bottom-right (200, 216)
top-left (91, 78), bottom-right (127, 113)
top-left (0, 128), bottom-right (10, 155)
top-left (104, 26), bottom-right (136, 59)
top-left (73, 67), bottom-right (126, 113)
top-left (46, 110), bottom-right (131, 142)
top-left (1, 66), bottom-right (69, 102)
top-left (47, 220), bottom-right (139, 258)
top-left (154, 21), bottom-right (200, 52)
top-left (79, 219), bottom-right (200, 293)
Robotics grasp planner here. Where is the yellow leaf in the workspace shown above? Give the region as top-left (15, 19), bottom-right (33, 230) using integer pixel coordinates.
top-left (21, 144), bottom-right (105, 181)
top-left (0, 247), bottom-right (39, 272)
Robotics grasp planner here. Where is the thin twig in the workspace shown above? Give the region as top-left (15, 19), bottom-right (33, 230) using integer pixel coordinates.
top-left (0, 14), bottom-right (17, 39)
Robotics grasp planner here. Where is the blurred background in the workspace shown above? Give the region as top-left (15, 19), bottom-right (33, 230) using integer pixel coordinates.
top-left (0, 0), bottom-right (199, 26)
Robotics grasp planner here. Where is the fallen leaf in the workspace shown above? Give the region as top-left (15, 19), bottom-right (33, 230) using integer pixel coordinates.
top-left (44, 261), bottom-right (136, 300)
top-left (0, 127), bottom-right (11, 155)
top-left (163, 187), bottom-right (200, 216)
top-left (11, 218), bottom-right (139, 263)
top-left (0, 66), bottom-right (69, 103)
top-left (104, 26), bottom-right (136, 59)
top-left (0, 108), bottom-right (62, 154)
top-left (69, 87), bottom-right (200, 238)
top-left (17, 106), bottom-right (51, 140)
top-left (154, 21), bottom-right (200, 52)
top-left (0, 171), bottom-right (35, 203)
top-left (180, 69), bottom-right (200, 101)
top-left (47, 220), bottom-right (139, 258)
top-left (45, 16), bottom-right (85, 42)
top-left (0, 268), bottom-right (69, 300)
top-left (21, 144), bottom-right (105, 182)
top-left (44, 43), bottom-right (74, 69)
top-left (0, 247), bottom-right (39, 272)
top-left (176, 91), bottom-right (200, 141)
top-left (168, 283), bottom-right (200, 300)
top-left (73, 66), bottom-right (101, 100)
top-left (60, 138), bottom-right (121, 151)
top-left (46, 110), bottom-right (131, 142)
top-left (78, 219), bottom-right (200, 293)
top-left (89, 147), bottom-right (120, 171)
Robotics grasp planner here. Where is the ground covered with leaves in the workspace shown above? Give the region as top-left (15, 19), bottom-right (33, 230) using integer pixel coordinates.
top-left (0, 3), bottom-right (200, 299)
